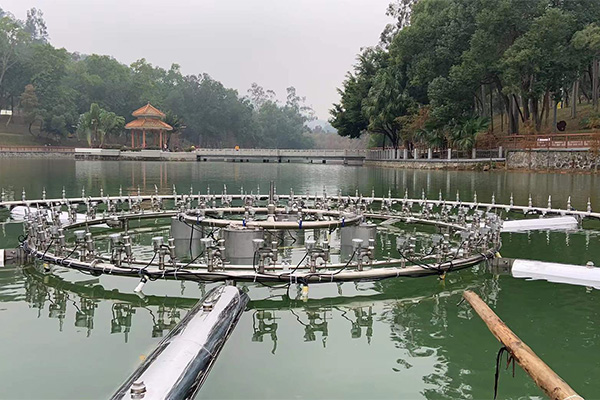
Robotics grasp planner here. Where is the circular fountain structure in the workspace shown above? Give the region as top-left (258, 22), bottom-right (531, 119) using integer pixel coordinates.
top-left (2, 182), bottom-right (508, 285)
top-left (2, 182), bottom-right (599, 398)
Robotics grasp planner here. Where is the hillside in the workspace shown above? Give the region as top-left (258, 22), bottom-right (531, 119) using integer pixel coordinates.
top-left (489, 102), bottom-right (599, 136)
top-left (0, 116), bottom-right (87, 147)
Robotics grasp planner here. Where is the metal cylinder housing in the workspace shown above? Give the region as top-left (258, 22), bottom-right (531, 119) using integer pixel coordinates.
top-left (223, 227), bottom-right (264, 265)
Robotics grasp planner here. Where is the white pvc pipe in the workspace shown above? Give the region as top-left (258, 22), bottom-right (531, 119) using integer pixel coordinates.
top-left (501, 216), bottom-right (578, 232)
top-left (512, 259), bottom-right (600, 289)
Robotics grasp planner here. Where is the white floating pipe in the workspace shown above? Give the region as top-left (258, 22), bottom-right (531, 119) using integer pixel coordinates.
top-left (112, 285), bottom-right (249, 400)
top-left (511, 259), bottom-right (600, 289)
top-left (501, 216), bottom-right (579, 233)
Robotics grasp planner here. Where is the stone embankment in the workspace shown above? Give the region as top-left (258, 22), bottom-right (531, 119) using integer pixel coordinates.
top-left (365, 159), bottom-right (504, 170)
top-left (0, 150), bottom-right (73, 158)
top-left (506, 150), bottom-right (600, 171)
top-left (0, 151), bottom-right (74, 160)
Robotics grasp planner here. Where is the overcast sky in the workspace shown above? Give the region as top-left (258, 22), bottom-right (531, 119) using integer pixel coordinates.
top-left (3, 0), bottom-right (392, 120)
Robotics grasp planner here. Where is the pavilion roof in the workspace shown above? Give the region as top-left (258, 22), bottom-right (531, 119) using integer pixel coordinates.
top-left (125, 118), bottom-right (173, 131)
top-left (131, 102), bottom-right (166, 118)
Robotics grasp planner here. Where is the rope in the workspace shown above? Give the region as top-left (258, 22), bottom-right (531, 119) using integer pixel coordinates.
top-left (493, 346), bottom-right (515, 400)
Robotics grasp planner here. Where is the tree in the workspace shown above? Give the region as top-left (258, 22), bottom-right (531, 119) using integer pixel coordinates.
top-left (285, 86), bottom-right (316, 124)
top-left (24, 8), bottom-right (47, 43)
top-left (97, 109), bottom-right (125, 145)
top-left (334, 0), bottom-right (600, 142)
top-left (389, 0), bottom-right (477, 100)
top-left (77, 103), bottom-right (101, 146)
top-left (502, 9), bottom-right (579, 130)
top-left (408, 106), bottom-right (448, 148)
top-left (450, 117), bottom-right (489, 153)
top-left (0, 6), bottom-right (330, 148)
top-left (248, 85), bottom-right (315, 149)
top-left (363, 66), bottom-right (414, 150)
top-left (254, 100), bottom-right (314, 149)
top-left (164, 110), bottom-right (183, 148)
top-left (67, 54), bottom-right (137, 118)
top-left (77, 103), bottom-right (124, 147)
top-left (380, 0), bottom-right (420, 46)
top-left (573, 24), bottom-right (600, 111)
top-left (19, 84), bottom-right (39, 134)
top-left (330, 47), bottom-right (386, 140)
top-left (247, 82), bottom-right (276, 109)
top-left (0, 14), bottom-right (30, 107)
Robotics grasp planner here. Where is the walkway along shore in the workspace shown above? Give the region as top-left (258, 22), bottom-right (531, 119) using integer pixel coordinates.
top-left (0, 146), bottom-right (598, 172)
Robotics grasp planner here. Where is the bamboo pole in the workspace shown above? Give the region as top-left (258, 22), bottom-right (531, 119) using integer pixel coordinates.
top-left (462, 290), bottom-right (583, 400)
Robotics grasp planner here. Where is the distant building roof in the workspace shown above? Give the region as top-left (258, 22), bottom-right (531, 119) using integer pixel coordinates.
top-left (125, 118), bottom-right (173, 131)
top-left (131, 102), bottom-right (166, 118)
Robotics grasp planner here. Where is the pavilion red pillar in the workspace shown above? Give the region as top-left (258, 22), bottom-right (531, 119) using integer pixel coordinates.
top-left (143, 130), bottom-right (146, 148)
top-left (160, 131), bottom-right (163, 149)
top-left (131, 131), bottom-right (134, 148)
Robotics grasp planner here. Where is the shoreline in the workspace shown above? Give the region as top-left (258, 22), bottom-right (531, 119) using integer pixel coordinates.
top-left (0, 149), bottom-right (598, 174)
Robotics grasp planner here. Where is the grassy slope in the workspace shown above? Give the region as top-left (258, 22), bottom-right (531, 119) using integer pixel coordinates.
top-left (0, 116), bottom-right (89, 147)
top-left (0, 131), bottom-right (88, 147)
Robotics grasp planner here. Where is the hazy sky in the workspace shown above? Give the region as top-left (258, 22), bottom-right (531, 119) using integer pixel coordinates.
top-left (3, 0), bottom-right (392, 120)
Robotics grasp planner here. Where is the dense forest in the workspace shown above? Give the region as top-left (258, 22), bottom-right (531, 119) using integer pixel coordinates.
top-left (331, 0), bottom-right (600, 151)
top-left (0, 8), bottom-right (315, 148)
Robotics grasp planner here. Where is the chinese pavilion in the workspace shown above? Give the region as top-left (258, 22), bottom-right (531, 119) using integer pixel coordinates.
top-left (125, 103), bottom-right (173, 149)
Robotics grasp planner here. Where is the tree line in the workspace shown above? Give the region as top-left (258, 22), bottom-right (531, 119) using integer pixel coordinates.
top-left (330, 0), bottom-right (600, 152)
top-left (0, 7), bottom-right (314, 148)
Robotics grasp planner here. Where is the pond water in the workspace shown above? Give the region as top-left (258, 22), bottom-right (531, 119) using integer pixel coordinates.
top-left (0, 159), bottom-right (599, 399)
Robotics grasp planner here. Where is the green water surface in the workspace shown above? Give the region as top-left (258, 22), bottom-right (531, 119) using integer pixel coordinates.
top-left (0, 159), bottom-right (599, 399)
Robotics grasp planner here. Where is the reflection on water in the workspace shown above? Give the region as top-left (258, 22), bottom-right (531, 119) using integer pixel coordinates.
top-left (1, 253), bottom-right (599, 398)
top-left (1, 160), bottom-right (599, 211)
top-left (1, 160), bottom-right (600, 399)
top-left (2, 266), bottom-right (189, 341)
top-left (0, 262), bottom-right (495, 398)
top-left (6, 266), bottom-right (386, 347)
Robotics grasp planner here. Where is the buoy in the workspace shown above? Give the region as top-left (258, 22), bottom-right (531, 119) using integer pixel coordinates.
top-left (302, 284), bottom-right (309, 302)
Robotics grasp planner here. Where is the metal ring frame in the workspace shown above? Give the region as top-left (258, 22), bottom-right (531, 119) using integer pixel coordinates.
top-left (3, 184), bottom-right (595, 284)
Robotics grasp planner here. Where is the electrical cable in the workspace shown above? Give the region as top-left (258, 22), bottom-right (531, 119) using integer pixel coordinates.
top-left (39, 239), bottom-right (55, 259)
top-left (140, 252), bottom-right (158, 274)
top-left (304, 248), bottom-right (357, 281)
top-left (178, 251), bottom-right (204, 270)
top-left (59, 244), bottom-right (79, 265)
top-left (280, 252), bottom-right (309, 279)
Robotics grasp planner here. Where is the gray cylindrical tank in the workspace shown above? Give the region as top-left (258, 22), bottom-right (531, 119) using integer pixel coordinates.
top-left (171, 216), bottom-right (203, 240)
top-left (340, 222), bottom-right (377, 261)
top-left (171, 216), bottom-right (203, 259)
top-left (223, 227), bottom-right (264, 265)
